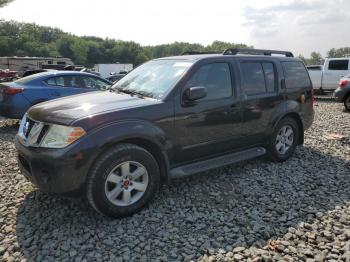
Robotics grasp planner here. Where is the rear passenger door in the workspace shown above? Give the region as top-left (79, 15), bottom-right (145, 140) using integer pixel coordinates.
top-left (238, 60), bottom-right (283, 145)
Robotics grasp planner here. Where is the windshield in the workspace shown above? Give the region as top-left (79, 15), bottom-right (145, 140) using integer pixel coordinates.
top-left (112, 60), bottom-right (194, 99)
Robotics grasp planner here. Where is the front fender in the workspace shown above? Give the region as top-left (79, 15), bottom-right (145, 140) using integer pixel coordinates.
top-left (64, 120), bottom-right (171, 187)
top-left (89, 120), bottom-right (169, 151)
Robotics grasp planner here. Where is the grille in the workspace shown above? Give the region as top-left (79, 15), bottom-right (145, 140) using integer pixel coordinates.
top-left (24, 118), bottom-right (35, 138)
top-left (20, 117), bottom-right (48, 147)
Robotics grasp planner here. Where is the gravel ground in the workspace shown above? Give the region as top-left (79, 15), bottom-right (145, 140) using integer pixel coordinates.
top-left (0, 100), bottom-right (350, 262)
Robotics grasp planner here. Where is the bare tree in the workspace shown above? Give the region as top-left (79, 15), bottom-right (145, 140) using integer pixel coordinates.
top-left (0, 0), bottom-right (14, 8)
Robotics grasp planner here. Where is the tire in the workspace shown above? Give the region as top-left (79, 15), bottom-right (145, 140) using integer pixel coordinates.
top-left (344, 94), bottom-right (350, 112)
top-left (86, 143), bottom-right (160, 218)
top-left (267, 117), bottom-right (299, 162)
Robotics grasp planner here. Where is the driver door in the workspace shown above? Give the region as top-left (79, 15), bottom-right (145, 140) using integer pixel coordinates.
top-left (173, 61), bottom-right (243, 164)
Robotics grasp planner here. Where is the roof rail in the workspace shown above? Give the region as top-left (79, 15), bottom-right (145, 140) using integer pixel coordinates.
top-left (222, 48), bottom-right (294, 57)
top-left (181, 51), bottom-right (221, 55)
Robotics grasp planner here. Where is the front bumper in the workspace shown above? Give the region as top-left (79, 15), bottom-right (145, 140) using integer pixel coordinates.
top-left (15, 135), bottom-right (94, 193)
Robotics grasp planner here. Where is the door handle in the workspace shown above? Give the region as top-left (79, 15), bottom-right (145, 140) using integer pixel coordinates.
top-left (52, 91), bottom-right (61, 97)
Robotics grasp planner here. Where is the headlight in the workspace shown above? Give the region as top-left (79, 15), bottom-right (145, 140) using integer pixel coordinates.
top-left (40, 124), bottom-right (86, 148)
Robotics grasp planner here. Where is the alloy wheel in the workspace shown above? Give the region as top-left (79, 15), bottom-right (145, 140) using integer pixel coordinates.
top-left (105, 161), bottom-right (149, 206)
top-left (275, 125), bottom-right (294, 155)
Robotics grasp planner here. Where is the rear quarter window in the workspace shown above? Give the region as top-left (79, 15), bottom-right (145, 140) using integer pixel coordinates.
top-left (282, 61), bottom-right (311, 89)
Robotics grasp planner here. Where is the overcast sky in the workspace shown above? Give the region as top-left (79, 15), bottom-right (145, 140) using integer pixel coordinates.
top-left (1, 0), bottom-right (349, 56)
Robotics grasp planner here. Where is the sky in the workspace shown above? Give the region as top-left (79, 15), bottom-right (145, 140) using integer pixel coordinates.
top-left (1, 0), bottom-right (349, 57)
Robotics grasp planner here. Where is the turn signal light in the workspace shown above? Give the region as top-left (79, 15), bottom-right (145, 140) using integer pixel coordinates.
top-left (66, 127), bottom-right (86, 144)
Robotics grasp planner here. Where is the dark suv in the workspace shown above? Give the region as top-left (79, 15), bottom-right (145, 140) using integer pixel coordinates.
top-left (15, 49), bottom-right (315, 217)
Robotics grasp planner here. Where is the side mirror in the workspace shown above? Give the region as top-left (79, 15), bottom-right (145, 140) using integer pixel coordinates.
top-left (184, 86), bottom-right (207, 101)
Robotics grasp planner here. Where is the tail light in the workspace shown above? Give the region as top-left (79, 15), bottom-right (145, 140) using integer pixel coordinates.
top-left (3, 87), bottom-right (24, 95)
top-left (339, 79), bottom-right (349, 88)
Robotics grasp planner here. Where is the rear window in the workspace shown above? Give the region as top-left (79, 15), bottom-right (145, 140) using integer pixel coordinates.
top-left (282, 61), bottom-right (311, 89)
top-left (328, 60), bottom-right (349, 70)
top-left (14, 74), bottom-right (40, 84)
top-left (240, 62), bottom-right (276, 96)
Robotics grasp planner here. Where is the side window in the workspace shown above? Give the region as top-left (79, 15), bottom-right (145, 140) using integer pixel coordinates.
top-left (82, 77), bottom-right (110, 90)
top-left (62, 76), bottom-right (85, 88)
top-left (49, 76), bottom-right (85, 88)
top-left (282, 61), bottom-right (311, 89)
top-left (185, 63), bottom-right (232, 101)
top-left (328, 60), bottom-right (349, 70)
top-left (44, 77), bottom-right (56, 86)
top-left (262, 63), bottom-right (276, 93)
top-left (240, 62), bottom-right (266, 95)
top-left (55, 76), bottom-right (65, 87)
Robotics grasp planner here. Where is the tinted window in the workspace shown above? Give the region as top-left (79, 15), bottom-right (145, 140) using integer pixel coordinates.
top-left (186, 63), bottom-right (232, 101)
top-left (282, 62), bottom-right (311, 89)
top-left (328, 60), bottom-right (349, 70)
top-left (240, 62), bottom-right (266, 95)
top-left (262, 63), bottom-right (276, 93)
top-left (82, 76), bottom-right (110, 90)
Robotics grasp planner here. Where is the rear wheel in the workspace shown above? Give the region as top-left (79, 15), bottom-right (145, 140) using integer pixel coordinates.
top-left (86, 144), bottom-right (160, 218)
top-left (344, 94), bottom-right (350, 111)
top-left (267, 117), bottom-right (299, 162)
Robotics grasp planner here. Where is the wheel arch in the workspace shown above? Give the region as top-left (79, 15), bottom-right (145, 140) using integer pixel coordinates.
top-left (274, 112), bottom-right (304, 145)
top-left (93, 137), bottom-right (170, 185)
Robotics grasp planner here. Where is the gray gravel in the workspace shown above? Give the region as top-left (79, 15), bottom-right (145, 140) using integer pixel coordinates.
top-left (0, 100), bottom-right (350, 262)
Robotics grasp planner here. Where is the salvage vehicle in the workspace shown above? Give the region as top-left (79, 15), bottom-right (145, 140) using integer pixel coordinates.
top-left (15, 48), bottom-right (315, 217)
top-left (334, 74), bottom-right (350, 111)
top-left (0, 71), bottom-right (111, 119)
top-left (308, 58), bottom-right (350, 92)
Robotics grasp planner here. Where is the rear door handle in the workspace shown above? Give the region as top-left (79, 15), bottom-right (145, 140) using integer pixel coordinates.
top-left (52, 91), bottom-right (61, 97)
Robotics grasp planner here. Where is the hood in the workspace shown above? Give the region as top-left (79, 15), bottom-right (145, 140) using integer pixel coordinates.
top-left (27, 91), bottom-right (159, 125)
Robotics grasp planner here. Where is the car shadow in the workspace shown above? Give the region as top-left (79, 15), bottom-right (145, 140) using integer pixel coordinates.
top-left (16, 146), bottom-right (350, 260)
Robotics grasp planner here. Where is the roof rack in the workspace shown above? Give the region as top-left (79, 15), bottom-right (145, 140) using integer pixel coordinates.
top-left (181, 51), bottom-right (221, 55)
top-left (222, 48), bottom-right (294, 57)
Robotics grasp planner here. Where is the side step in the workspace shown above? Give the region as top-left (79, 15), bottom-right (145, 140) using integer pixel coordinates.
top-left (169, 147), bottom-right (266, 179)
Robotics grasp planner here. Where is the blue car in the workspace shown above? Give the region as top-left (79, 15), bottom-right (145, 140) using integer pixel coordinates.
top-left (0, 71), bottom-right (112, 119)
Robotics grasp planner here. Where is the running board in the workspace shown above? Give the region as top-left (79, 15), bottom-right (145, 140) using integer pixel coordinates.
top-left (169, 147), bottom-right (266, 179)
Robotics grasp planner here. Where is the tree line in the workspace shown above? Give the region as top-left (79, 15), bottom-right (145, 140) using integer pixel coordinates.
top-left (1, 20), bottom-right (350, 67)
top-left (298, 48), bottom-right (350, 65)
top-left (0, 20), bottom-right (249, 67)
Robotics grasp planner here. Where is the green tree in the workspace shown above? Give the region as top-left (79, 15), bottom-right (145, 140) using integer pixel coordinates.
top-left (327, 47), bottom-right (350, 58)
top-left (298, 54), bottom-right (307, 64)
top-left (309, 52), bottom-right (322, 65)
top-left (0, 0), bottom-right (13, 8)
top-left (0, 20), bottom-right (253, 67)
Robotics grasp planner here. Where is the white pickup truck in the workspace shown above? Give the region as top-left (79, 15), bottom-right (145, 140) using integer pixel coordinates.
top-left (307, 58), bottom-right (350, 91)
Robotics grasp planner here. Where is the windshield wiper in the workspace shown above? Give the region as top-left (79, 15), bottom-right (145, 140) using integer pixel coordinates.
top-left (115, 88), bottom-right (154, 98)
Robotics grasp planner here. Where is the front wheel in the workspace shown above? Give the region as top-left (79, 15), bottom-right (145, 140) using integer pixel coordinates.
top-left (267, 117), bottom-right (299, 162)
top-left (344, 94), bottom-right (350, 112)
top-left (86, 144), bottom-right (160, 218)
